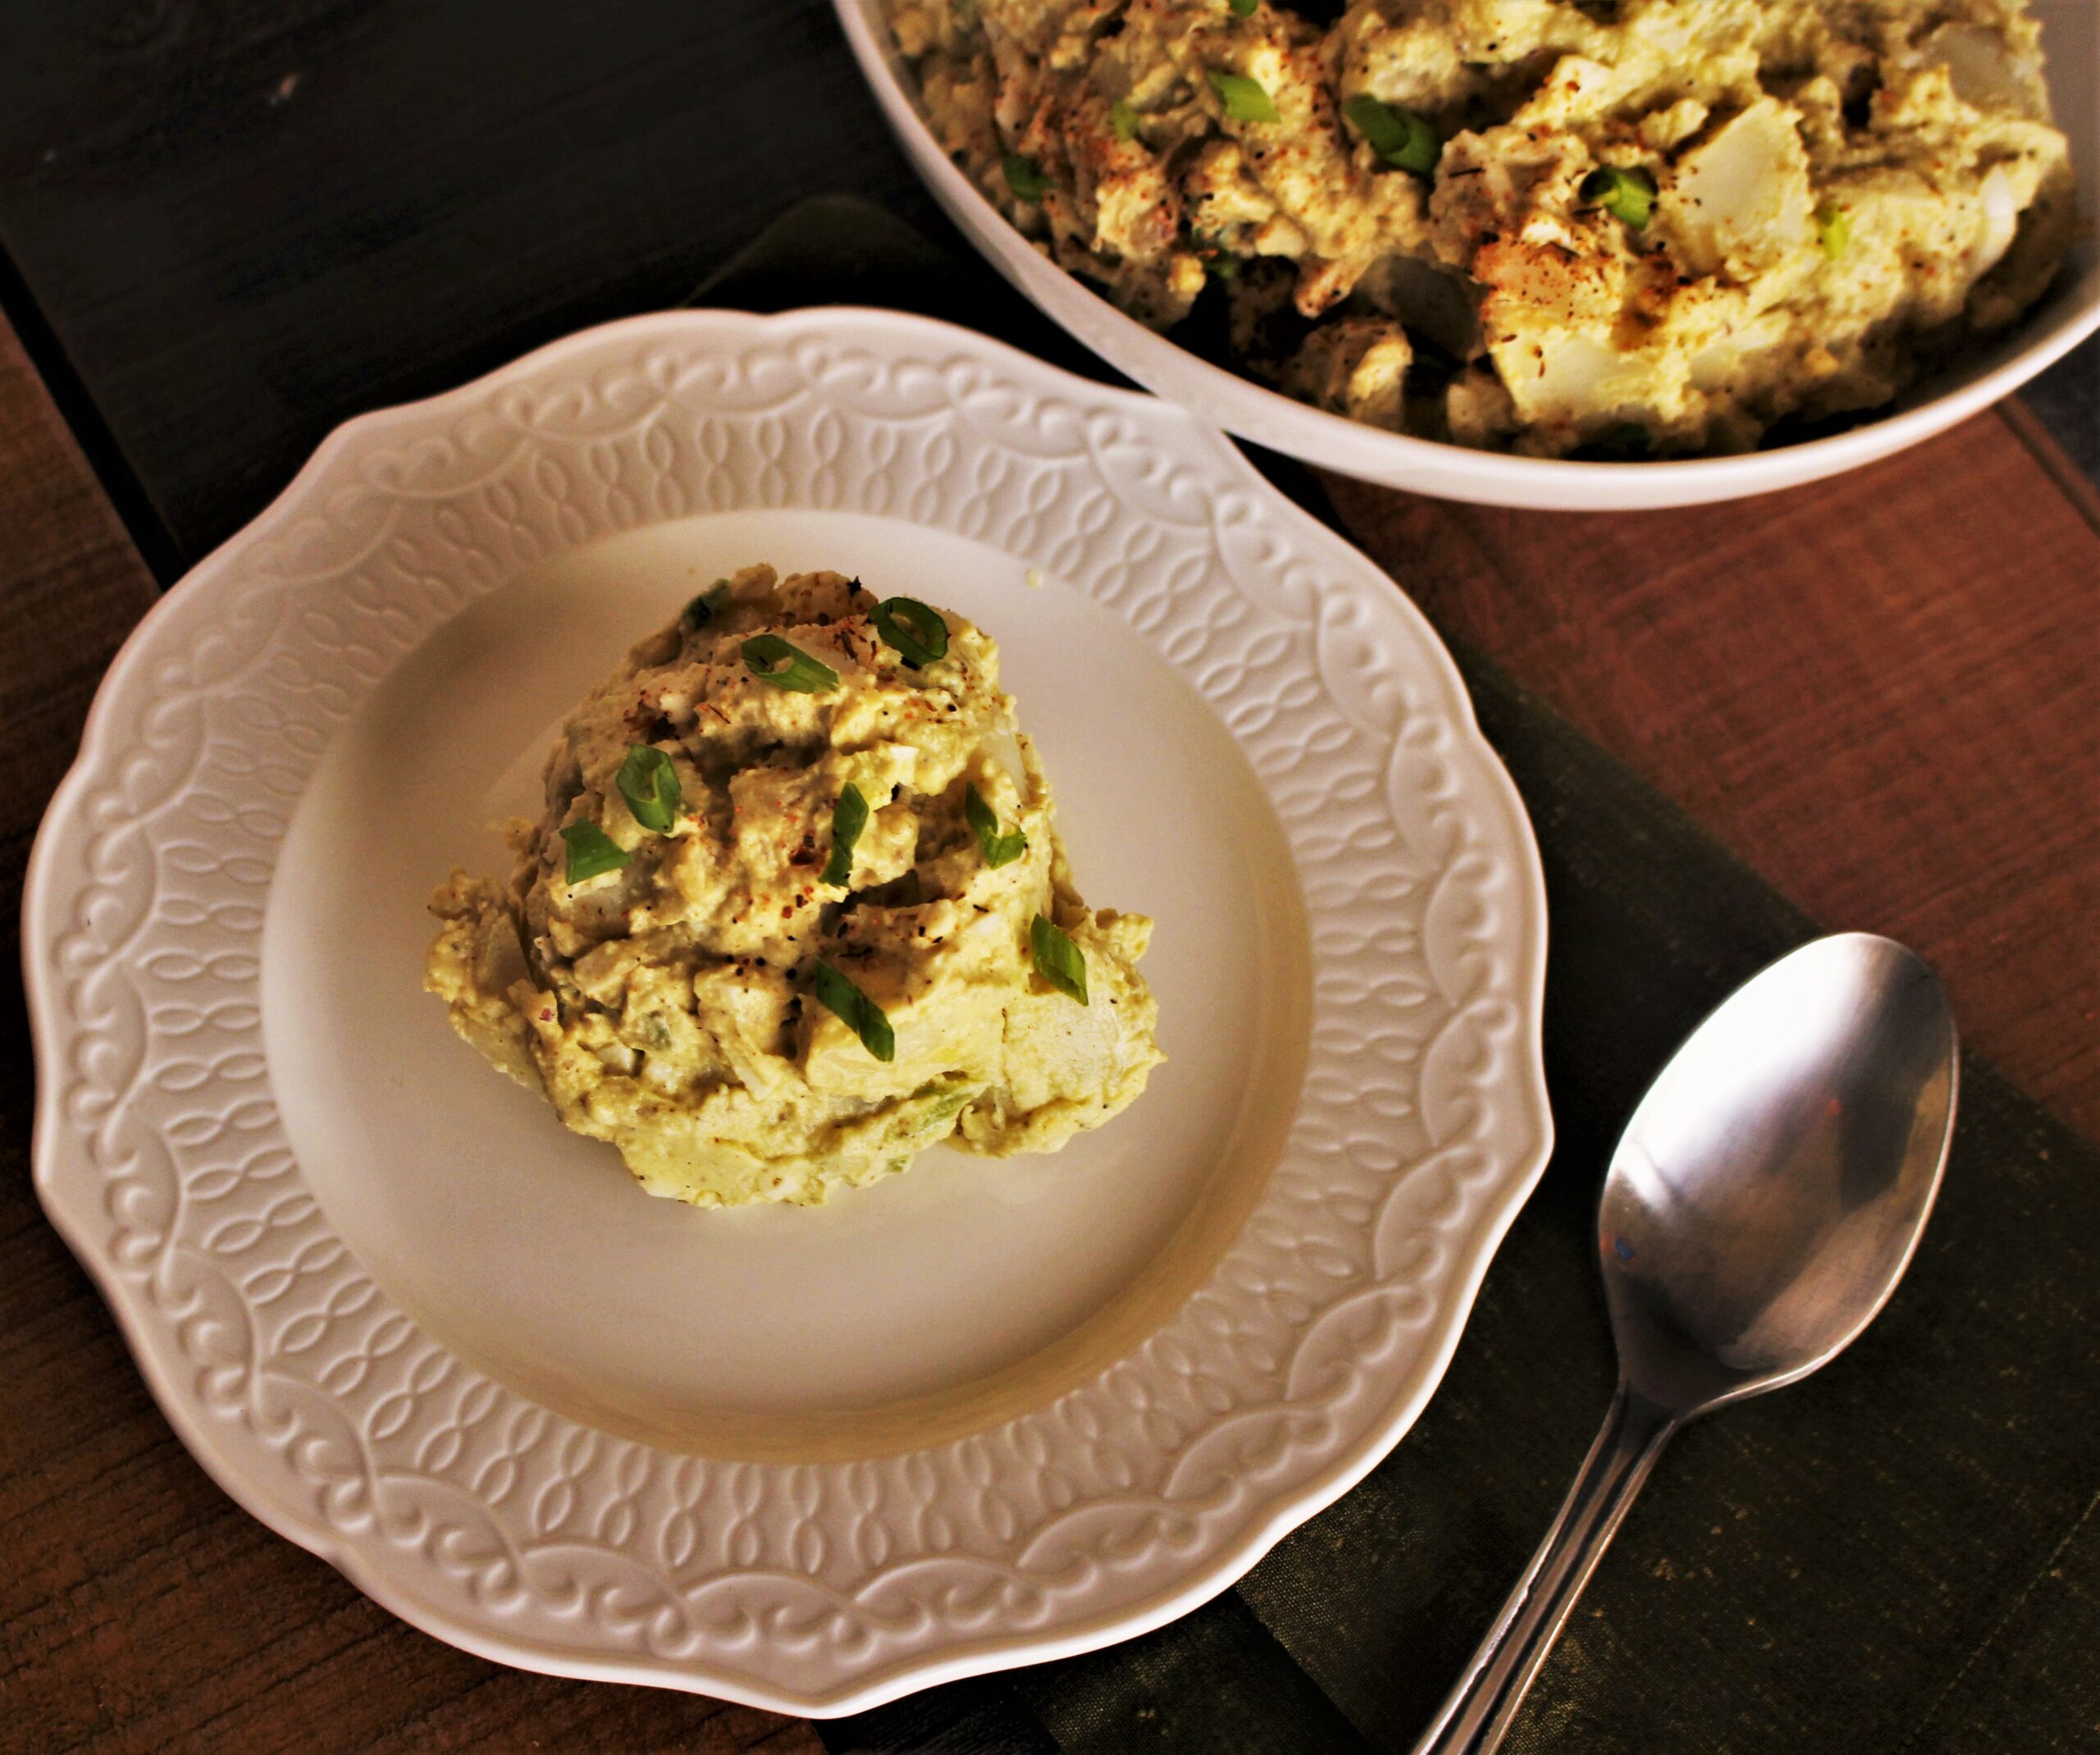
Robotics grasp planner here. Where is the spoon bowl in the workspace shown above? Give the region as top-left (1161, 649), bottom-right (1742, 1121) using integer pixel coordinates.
top-left (1417, 934), bottom-right (1957, 1755)
top-left (1601, 932), bottom-right (1958, 1415)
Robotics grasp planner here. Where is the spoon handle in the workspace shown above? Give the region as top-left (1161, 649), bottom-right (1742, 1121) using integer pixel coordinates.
top-left (1412, 1383), bottom-right (1678, 1755)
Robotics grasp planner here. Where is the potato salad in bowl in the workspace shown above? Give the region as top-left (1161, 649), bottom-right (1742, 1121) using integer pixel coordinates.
top-left (887, 0), bottom-right (2075, 459)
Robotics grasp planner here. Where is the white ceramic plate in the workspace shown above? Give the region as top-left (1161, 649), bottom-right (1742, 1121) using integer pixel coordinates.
top-left (838, 0), bottom-right (2100, 511)
top-left (26, 308), bottom-right (1550, 1715)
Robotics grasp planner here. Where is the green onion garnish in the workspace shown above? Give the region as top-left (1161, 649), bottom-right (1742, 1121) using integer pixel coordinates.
top-left (1110, 98), bottom-right (1139, 143)
top-left (873, 596), bottom-right (949, 667)
top-left (742, 633), bottom-right (839, 692)
top-left (1581, 163), bottom-right (1658, 230)
top-left (682, 579), bottom-right (728, 630)
top-left (1208, 71), bottom-right (1279, 125)
top-left (560, 821), bottom-right (629, 884)
top-left (1343, 93), bottom-right (1440, 176)
top-left (1815, 200), bottom-right (1851, 260)
top-left (966, 784), bottom-right (1028, 868)
top-left (1229, 0), bottom-right (1258, 15)
top-left (811, 960), bottom-right (894, 1062)
top-left (823, 783), bottom-right (869, 887)
top-left (1003, 154), bottom-right (1052, 203)
top-left (1030, 915), bottom-right (1089, 1004)
top-left (617, 744), bottom-right (682, 833)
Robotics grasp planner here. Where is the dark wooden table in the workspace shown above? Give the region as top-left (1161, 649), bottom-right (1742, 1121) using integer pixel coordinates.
top-left (2, 4), bottom-right (2094, 1751)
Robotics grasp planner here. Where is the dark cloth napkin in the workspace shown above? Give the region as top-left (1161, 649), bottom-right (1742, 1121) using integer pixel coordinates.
top-left (696, 198), bottom-right (2100, 1755)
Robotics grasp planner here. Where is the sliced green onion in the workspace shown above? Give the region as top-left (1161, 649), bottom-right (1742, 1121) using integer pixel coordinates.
top-left (1815, 200), bottom-right (1851, 260)
top-left (1003, 153), bottom-right (1052, 203)
top-left (812, 960), bottom-right (895, 1062)
top-left (873, 596), bottom-right (950, 667)
top-left (742, 633), bottom-right (838, 693)
top-left (1581, 163), bottom-right (1658, 230)
top-left (1229, 0), bottom-right (1258, 15)
top-left (1030, 914), bottom-right (1089, 1005)
top-left (617, 744), bottom-right (682, 834)
top-left (560, 821), bottom-right (629, 884)
top-left (1208, 70), bottom-right (1279, 125)
top-left (682, 579), bottom-right (728, 630)
top-left (966, 784), bottom-right (1028, 868)
top-left (1343, 93), bottom-right (1440, 176)
top-left (823, 783), bottom-right (869, 888)
top-left (1110, 98), bottom-right (1140, 143)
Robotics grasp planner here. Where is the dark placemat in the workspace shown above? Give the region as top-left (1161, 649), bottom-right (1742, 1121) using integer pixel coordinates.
top-left (696, 198), bottom-right (2100, 1755)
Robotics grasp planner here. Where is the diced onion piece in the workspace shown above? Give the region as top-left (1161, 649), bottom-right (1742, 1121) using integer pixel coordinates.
top-left (981, 720), bottom-right (1027, 789)
top-left (1971, 164), bottom-right (2021, 278)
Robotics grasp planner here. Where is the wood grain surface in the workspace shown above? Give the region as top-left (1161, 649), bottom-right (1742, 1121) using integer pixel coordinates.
top-left (0, 310), bottom-right (822, 1755)
top-left (1323, 409), bottom-right (2100, 1139)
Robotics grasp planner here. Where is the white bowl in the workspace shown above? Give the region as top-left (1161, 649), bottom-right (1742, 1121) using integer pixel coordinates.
top-left (838, 0), bottom-right (2100, 510)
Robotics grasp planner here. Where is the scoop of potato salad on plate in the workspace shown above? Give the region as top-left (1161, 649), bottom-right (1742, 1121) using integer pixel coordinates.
top-left (426, 564), bottom-right (1162, 1208)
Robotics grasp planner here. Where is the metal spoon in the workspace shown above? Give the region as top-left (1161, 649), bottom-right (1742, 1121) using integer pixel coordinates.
top-left (1415, 932), bottom-right (1958, 1755)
